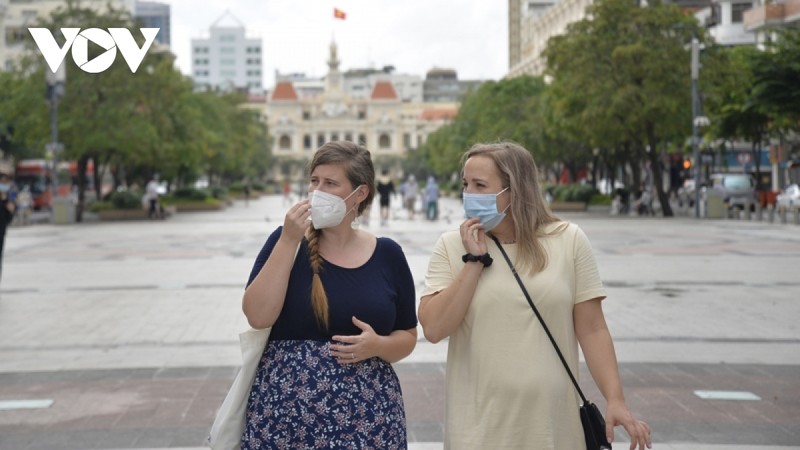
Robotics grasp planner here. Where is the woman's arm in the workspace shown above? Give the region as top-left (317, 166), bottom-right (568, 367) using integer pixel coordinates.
top-left (418, 262), bottom-right (484, 343)
top-left (574, 298), bottom-right (652, 450)
top-left (242, 201), bottom-right (310, 329)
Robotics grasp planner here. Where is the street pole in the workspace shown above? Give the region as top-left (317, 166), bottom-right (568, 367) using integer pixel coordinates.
top-left (45, 63), bottom-right (65, 204)
top-left (691, 33), bottom-right (701, 218)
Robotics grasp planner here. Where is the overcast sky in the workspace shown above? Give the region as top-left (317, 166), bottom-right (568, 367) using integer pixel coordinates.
top-left (165, 0), bottom-right (509, 88)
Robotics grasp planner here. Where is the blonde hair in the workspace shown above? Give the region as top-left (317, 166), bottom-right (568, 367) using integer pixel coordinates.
top-left (462, 141), bottom-right (564, 275)
top-left (306, 141), bottom-right (375, 328)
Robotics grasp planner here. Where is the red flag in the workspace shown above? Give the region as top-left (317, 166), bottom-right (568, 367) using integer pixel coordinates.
top-left (334, 8), bottom-right (346, 20)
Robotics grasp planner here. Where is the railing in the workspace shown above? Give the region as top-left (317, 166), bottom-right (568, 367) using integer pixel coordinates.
top-left (744, 0), bottom-right (800, 30)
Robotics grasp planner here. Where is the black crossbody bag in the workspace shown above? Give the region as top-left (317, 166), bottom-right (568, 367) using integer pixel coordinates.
top-left (489, 235), bottom-right (612, 450)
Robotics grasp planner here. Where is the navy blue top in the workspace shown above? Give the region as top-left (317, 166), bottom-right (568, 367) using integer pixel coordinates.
top-left (247, 227), bottom-right (418, 341)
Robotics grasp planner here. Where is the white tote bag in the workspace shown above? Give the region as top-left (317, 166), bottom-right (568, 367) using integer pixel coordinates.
top-left (207, 326), bottom-right (270, 450)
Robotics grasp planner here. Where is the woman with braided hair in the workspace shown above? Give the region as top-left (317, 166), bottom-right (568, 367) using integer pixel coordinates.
top-left (241, 141), bottom-right (418, 449)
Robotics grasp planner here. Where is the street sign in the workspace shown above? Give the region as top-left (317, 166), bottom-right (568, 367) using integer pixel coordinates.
top-left (45, 142), bottom-right (64, 153)
top-left (736, 152), bottom-right (752, 165)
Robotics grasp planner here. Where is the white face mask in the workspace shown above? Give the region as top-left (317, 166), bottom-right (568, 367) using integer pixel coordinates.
top-left (309, 187), bottom-right (361, 229)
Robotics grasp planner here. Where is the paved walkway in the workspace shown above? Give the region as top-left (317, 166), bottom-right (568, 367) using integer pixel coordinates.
top-left (1, 194), bottom-right (799, 449)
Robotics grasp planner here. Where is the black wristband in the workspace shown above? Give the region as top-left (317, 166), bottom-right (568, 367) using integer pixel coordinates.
top-left (462, 252), bottom-right (493, 267)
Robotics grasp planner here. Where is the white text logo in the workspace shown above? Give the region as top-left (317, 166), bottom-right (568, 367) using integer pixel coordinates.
top-left (28, 28), bottom-right (159, 74)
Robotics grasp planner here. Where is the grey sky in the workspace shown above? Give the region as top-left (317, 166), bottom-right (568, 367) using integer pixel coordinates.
top-left (165, 0), bottom-right (508, 88)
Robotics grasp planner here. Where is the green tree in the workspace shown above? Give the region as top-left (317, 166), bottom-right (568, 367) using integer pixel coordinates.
top-left (421, 76), bottom-right (549, 176)
top-left (545, 0), bottom-right (696, 216)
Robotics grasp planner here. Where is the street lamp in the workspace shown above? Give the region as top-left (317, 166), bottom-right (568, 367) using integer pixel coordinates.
top-left (45, 62), bottom-right (66, 203)
top-left (690, 34), bottom-right (708, 218)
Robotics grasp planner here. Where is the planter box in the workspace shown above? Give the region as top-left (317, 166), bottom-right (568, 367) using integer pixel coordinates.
top-left (96, 209), bottom-right (149, 221)
top-left (96, 205), bottom-right (176, 220)
top-left (172, 202), bottom-right (224, 212)
top-left (549, 201), bottom-right (588, 212)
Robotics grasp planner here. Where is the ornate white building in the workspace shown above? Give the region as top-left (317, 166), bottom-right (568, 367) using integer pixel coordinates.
top-left (265, 41), bottom-right (457, 163)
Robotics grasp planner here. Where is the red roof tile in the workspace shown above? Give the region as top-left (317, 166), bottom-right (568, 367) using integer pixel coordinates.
top-left (271, 82), bottom-right (299, 101)
top-left (420, 108), bottom-right (458, 121)
top-left (370, 81), bottom-right (398, 100)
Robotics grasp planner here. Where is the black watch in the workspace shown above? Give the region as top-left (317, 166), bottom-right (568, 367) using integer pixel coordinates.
top-left (462, 252), bottom-right (493, 267)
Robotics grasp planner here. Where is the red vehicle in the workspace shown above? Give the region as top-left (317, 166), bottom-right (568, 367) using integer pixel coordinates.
top-left (14, 159), bottom-right (94, 210)
top-left (14, 159), bottom-right (53, 210)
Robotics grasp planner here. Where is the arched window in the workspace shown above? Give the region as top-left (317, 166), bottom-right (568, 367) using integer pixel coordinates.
top-left (279, 135), bottom-right (291, 150)
top-left (378, 134), bottom-right (391, 149)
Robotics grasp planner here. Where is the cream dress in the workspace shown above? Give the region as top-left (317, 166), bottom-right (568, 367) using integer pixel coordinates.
top-left (421, 222), bottom-right (607, 450)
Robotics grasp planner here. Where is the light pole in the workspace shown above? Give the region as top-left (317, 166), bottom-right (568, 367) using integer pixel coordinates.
top-left (690, 34), bottom-right (709, 218)
top-left (45, 62), bottom-right (66, 204)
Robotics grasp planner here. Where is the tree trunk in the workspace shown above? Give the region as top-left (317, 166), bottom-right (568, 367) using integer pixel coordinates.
top-left (75, 155), bottom-right (90, 223)
top-left (647, 126), bottom-right (673, 217)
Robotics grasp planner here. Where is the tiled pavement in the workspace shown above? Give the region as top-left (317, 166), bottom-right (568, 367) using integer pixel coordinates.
top-left (1, 194), bottom-right (799, 449)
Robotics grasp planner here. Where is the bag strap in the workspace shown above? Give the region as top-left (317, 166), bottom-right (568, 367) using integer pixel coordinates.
top-left (489, 234), bottom-right (588, 404)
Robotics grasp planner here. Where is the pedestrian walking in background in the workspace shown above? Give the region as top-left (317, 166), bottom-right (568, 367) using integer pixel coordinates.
top-left (243, 179), bottom-right (251, 207)
top-left (0, 172), bottom-right (17, 281)
top-left (376, 169), bottom-right (395, 226)
top-left (418, 142), bottom-right (651, 450)
top-left (403, 174), bottom-right (418, 220)
top-left (425, 175), bottom-right (440, 221)
top-left (241, 141), bottom-right (418, 448)
top-left (145, 175), bottom-right (161, 219)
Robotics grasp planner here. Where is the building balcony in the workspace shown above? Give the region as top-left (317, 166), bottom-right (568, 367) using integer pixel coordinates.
top-left (744, 0), bottom-right (800, 31)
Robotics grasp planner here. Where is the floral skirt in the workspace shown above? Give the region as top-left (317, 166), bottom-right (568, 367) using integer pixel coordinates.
top-left (241, 339), bottom-right (408, 450)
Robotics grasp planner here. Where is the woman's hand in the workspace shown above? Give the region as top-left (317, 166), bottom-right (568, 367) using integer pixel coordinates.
top-left (281, 199), bottom-right (311, 244)
top-left (606, 400), bottom-right (652, 450)
top-left (331, 317), bottom-right (380, 364)
top-left (459, 217), bottom-right (487, 256)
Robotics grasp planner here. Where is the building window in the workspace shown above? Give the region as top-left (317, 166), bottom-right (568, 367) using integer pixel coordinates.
top-left (731, 2), bottom-right (752, 23)
top-left (331, 134), bottom-right (339, 142)
top-left (358, 134), bottom-right (367, 146)
top-left (358, 110), bottom-right (366, 120)
top-left (344, 133), bottom-right (353, 142)
top-left (403, 133), bottom-right (412, 149)
top-left (279, 135), bottom-right (291, 150)
top-left (317, 134), bottom-right (325, 147)
top-left (220, 47), bottom-right (235, 54)
top-left (303, 134), bottom-right (312, 150)
top-left (302, 111), bottom-right (311, 120)
top-left (221, 59), bottom-right (235, 66)
top-left (379, 134), bottom-right (391, 149)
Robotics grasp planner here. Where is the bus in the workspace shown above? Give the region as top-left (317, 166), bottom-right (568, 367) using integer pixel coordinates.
top-left (14, 159), bottom-right (95, 209)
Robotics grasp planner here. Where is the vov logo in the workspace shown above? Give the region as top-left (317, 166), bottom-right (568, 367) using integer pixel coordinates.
top-left (28, 28), bottom-right (159, 74)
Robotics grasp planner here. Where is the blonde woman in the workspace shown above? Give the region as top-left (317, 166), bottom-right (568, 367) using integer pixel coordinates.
top-left (242, 141), bottom-right (417, 448)
top-left (419, 142), bottom-right (651, 450)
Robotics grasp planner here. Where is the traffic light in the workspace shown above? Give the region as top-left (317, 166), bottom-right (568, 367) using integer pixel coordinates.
top-left (682, 158), bottom-right (692, 181)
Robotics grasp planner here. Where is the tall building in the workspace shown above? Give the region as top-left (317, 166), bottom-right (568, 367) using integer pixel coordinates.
top-left (423, 68), bottom-right (483, 103)
top-left (265, 41), bottom-right (457, 166)
top-left (694, 0), bottom-right (758, 46)
top-left (0, 0), bottom-right (134, 71)
top-left (743, 0), bottom-right (800, 46)
top-left (190, 11), bottom-right (263, 93)
top-left (134, 0), bottom-right (170, 47)
top-left (507, 0), bottom-right (586, 77)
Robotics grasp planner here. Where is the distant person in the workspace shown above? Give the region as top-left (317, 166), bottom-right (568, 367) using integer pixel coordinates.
top-left (282, 180), bottom-right (291, 206)
top-left (403, 174), bottom-right (418, 220)
top-left (15, 185), bottom-right (32, 226)
top-left (0, 172), bottom-right (17, 281)
top-left (241, 141), bottom-right (417, 448)
top-left (376, 169), bottom-right (395, 226)
top-left (424, 175), bottom-right (440, 221)
top-left (243, 179), bottom-right (252, 207)
top-left (145, 175), bottom-right (161, 219)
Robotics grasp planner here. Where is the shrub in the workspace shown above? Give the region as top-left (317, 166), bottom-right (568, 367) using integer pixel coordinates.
top-left (109, 190), bottom-right (142, 210)
top-left (172, 188), bottom-right (209, 201)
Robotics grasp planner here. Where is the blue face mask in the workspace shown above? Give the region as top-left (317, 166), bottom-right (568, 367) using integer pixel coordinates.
top-left (463, 187), bottom-right (509, 231)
